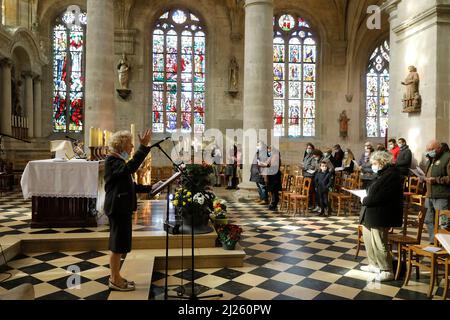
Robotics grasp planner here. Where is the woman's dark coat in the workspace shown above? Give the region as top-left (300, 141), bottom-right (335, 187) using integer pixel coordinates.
top-left (359, 165), bottom-right (404, 228)
top-left (104, 145), bottom-right (152, 217)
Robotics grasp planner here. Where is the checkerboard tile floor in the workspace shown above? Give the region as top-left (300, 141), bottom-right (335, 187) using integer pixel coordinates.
top-left (1, 190), bottom-right (448, 300)
top-left (150, 196), bottom-right (447, 300)
top-left (0, 192), bottom-right (166, 238)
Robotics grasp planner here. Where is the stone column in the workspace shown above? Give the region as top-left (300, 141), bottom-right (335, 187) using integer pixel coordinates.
top-left (33, 75), bottom-right (42, 137)
top-left (239, 0), bottom-right (274, 190)
top-left (85, 0), bottom-right (115, 147)
top-left (22, 71), bottom-right (34, 138)
top-left (0, 58), bottom-right (12, 135)
top-left (384, 0), bottom-right (450, 163)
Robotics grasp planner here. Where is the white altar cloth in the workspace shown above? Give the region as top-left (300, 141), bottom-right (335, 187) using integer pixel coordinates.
top-left (21, 159), bottom-right (101, 199)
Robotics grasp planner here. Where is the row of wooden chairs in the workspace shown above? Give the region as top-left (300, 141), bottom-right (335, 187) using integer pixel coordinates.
top-left (279, 175), bottom-right (312, 216)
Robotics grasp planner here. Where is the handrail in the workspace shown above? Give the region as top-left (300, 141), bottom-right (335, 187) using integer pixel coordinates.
top-left (0, 133), bottom-right (32, 143)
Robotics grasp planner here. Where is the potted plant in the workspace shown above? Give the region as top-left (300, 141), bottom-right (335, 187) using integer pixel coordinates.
top-left (216, 224), bottom-right (243, 250)
top-left (210, 198), bottom-right (228, 226)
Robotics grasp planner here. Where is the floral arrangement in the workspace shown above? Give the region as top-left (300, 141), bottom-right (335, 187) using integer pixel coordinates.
top-left (211, 198), bottom-right (227, 219)
top-left (216, 224), bottom-right (243, 250)
top-left (172, 188), bottom-right (213, 211)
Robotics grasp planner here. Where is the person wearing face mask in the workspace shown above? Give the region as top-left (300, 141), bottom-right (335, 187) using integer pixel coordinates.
top-left (359, 142), bottom-right (375, 189)
top-left (303, 143), bottom-right (317, 210)
top-left (388, 139), bottom-right (400, 163)
top-left (323, 148), bottom-right (336, 170)
top-left (395, 138), bottom-right (412, 177)
top-left (359, 151), bottom-right (403, 282)
top-left (423, 139), bottom-right (450, 243)
top-left (258, 146), bottom-right (282, 211)
top-left (251, 142), bottom-right (269, 205)
top-left (104, 129), bottom-right (153, 291)
top-left (342, 149), bottom-right (356, 174)
top-left (332, 144), bottom-right (344, 168)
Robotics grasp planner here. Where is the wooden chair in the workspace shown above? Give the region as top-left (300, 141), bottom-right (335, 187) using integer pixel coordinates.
top-left (443, 257), bottom-right (449, 300)
top-left (291, 177), bottom-right (312, 217)
top-left (330, 177), bottom-right (357, 216)
top-left (280, 175), bottom-right (302, 212)
top-left (403, 210), bottom-right (450, 298)
top-left (388, 209), bottom-right (426, 280)
top-left (355, 225), bottom-right (364, 260)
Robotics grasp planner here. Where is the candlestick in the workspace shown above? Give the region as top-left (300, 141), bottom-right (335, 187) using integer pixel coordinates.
top-left (89, 127), bottom-right (95, 147)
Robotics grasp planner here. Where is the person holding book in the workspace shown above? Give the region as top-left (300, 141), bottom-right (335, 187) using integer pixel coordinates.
top-left (359, 151), bottom-right (403, 282)
top-left (423, 140), bottom-right (450, 243)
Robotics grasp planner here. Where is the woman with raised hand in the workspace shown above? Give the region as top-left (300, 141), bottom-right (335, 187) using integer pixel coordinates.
top-left (104, 129), bottom-right (152, 291)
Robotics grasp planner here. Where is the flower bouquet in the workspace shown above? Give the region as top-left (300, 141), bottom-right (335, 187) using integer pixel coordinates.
top-left (210, 198), bottom-right (228, 226)
top-left (216, 224), bottom-right (243, 250)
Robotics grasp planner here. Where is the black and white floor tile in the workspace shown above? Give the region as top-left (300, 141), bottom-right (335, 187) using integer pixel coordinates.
top-left (0, 190), bottom-right (447, 300)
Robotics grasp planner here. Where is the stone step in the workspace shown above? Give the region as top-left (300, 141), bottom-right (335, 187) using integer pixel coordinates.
top-left (108, 247), bottom-right (246, 300)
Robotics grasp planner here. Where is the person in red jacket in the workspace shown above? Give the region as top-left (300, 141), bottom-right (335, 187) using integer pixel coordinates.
top-left (388, 139), bottom-right (400, 163)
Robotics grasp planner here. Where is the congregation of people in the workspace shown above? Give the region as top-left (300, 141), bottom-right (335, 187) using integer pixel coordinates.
top-left (247, 138), bottom-right (450, 283)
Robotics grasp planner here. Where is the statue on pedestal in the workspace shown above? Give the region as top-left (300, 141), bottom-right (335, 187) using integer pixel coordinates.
top-left (116, 53), bottom-right (132, 99)
top-left (339, 110), bottom-right (350, 138)
top-left (401, 66), bottom-right (421, 113)
top-left (228, 56), bottom-right (239, 96)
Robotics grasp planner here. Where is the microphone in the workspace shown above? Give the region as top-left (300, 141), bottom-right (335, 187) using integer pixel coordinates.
top-left (149, 136), bottom-right (171, 149)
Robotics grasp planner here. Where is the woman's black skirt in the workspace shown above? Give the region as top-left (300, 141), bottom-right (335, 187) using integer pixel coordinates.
top-left (108, 213), bottom-right (132, 254)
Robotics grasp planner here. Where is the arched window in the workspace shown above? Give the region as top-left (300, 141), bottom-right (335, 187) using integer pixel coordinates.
top-left (151, 9), bottom-right (206, 134)
top-left (366, 40), bottom-right (390, 138)
top-left (273, 14), bottom-right (317, 137)
top-left (52, 7), bottom-right (87, 133)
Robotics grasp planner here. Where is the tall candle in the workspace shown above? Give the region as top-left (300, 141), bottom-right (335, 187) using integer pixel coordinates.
top-left (89, 127), bottom-right (95, 147)
top-left (130, 124), bottom-right (136, 146)
top-left (98, 128), bottom-right (103, 146)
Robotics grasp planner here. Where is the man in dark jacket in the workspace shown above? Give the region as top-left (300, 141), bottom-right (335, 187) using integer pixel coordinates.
top-left (396, 138), bottom-right (412, 177)
top-left (258, 146), bottom-right (282, 211)
top-left (359, 151), bottom-right (403, 282)
top-left (424, 140), bottom-right (450, 242)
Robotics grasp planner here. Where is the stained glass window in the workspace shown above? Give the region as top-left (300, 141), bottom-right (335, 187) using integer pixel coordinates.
top-left (152, 9), bottom-right (206, 134)
top-left (366, 40), bottom-right (390, 138)
top-left (273, 14), bottom-right (317, 137)
top-left (52, 8), bottom-right (87, 133)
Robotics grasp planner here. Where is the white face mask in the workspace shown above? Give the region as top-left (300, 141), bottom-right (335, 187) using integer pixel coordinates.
top-left (372, 165), bottom-right (380, 174)
top-left (324, 153), bottom-right (329, 158)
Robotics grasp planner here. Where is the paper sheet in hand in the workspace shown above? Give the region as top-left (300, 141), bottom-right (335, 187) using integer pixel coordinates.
top-left (307, 169), bottom-right (316, 175)
top-left (409, 167), bottom-right (426, 178)
top-left (343, 188), bottom-right (367, 199)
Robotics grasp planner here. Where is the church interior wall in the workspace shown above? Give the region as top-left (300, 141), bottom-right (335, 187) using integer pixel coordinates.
top-left (0, 0), bottom-right (398, 169)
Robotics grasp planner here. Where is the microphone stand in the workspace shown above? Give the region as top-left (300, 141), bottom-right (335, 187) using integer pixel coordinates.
top-left (151, 140), bottom-right (222, 300)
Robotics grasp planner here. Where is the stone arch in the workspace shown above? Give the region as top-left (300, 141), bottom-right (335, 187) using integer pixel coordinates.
top-left (9, 27), bottom-right (47, 74)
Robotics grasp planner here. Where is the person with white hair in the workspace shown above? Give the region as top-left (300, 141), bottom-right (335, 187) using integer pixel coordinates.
top-left (359, 151), bottom-right (403, 282)
top-left (104, 129), bottom-right (152, 291)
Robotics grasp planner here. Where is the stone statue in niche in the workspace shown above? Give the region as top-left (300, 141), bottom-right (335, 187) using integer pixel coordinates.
top-left (228, 56), bottom-right (239, 96)
top-left (401, 65), bottom-right (421, 113)
top-left (117, 53), bottom-right (131, 89)
top-left (339, 110), bottom-right (350, 138)
top-left (116, 53), bottom-right (132, 99)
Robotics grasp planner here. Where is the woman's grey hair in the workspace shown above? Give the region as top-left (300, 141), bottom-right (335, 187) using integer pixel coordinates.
top-left (109, 130), bottom-right (132, 153)
top-left (370, 151), bottom-right (393, 168)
